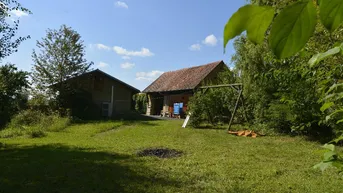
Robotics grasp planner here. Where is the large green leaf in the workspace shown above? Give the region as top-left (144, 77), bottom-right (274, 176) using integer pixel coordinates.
top-left (320, 0), bottom-right (343, 32)
top-left (224, 5), bottom-right (274, 50)
top-left (269, 0), bottom-right (317, 58)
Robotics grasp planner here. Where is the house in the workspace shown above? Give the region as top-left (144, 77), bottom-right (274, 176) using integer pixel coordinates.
top-left (142, 60), bottom-right (228, 116)
top-left (60, 69), bottom-right (140, 118)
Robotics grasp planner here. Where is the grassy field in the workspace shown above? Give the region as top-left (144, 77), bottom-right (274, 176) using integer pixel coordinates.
top-left (0, 119), bottom-right (342, 193)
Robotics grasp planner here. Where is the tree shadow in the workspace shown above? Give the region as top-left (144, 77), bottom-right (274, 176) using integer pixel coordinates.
top-left (73, 112), bottom-right (160, 124)
top-left (0, 144), bottom-right (181, 193)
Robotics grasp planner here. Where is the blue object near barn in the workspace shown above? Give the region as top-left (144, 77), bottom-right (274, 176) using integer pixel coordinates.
top-left (174, 103), bottom-right (180, 115)
top-left (173, 103), bottom-right (183, 115)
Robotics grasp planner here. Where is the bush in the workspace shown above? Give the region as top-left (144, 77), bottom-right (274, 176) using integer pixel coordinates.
top-left (188, 88), bottom-right (238, 127)
top-left (133, 93), bottom-right (147, 114)
top-left (9, 109), bottom-right (43, 127)
top-left (27, 127), bottom-right (47, 138)
top-left (0, 110), bottom-right (71, 138)
top-left (265, 102), bottom-right (295, 133)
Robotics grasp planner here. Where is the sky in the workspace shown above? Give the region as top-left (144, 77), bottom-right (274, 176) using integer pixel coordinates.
top-left (4, 0), bottom-right (247, 91)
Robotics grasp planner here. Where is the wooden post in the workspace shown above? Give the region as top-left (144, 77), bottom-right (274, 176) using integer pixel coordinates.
top-left (227, 89), bottom-right (242, 131)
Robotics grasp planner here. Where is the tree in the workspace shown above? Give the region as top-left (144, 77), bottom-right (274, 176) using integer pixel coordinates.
top-left (0, 1), bottom-right (30, 128)
top-left (31, 25), bottom-right (93, 108)
top-left (0, 0), bottom-right (31, 61)
top-left (0, 64), bottom-right (29, 128)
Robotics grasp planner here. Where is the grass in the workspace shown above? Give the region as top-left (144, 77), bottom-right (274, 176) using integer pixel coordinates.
top-left (0, 119), bottom-right (342, 193)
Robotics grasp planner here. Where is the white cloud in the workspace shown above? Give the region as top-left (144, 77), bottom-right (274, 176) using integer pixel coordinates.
top-left (189, 44), bottom-right (201, 51)
top-left (91, 43), bottom-right (111, 51)
top-left (10, 10), bottom-right (28, 17)
top-left (96, 62), bottom-right (109, 68)
top-left (113, 46), bottom-right (154, 57)
top-left (115, 1), bottom-right (128, 9)
top-left (122, 56), bottom-right (131, 60)
top-left (202, 34), bottom-right (218, 46)
top-left (121, 62), bottom-right (135, 69)
top-left (136, 70), bottom-right (164, 81)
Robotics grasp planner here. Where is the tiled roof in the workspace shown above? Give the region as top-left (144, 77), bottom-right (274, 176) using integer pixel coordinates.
top-left (143, 60), bottom-right (223, 93)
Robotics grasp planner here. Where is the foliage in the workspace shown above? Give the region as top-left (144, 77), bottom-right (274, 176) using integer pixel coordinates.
top-left (224, 5), bottom-right (274, 46)
top-left (0, 110), bottom-right (71, 138)
top-left (133, 93), bottom-right (147, 114)
top-left (0, 64), bottom-right (29, 128)
top-left (313, 144), bottom-right (343, 176)
top-left (31, 24), bottom-right (93, 110)
top-left (27, 92), bottom-right (53, 113)
top-left (188, 70), bottom-right (239, 127)
top-left (0, 0), bottom-right (31, 60)
top-left (227, 0), bottom-right (343, 174)
top-left (0, 120), bottom-right (342, 192)
top-left (224, 0), bottom-right (343, 59)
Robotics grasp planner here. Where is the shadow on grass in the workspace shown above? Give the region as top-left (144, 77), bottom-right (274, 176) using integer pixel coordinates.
top-left (0, 144), bottom-right (181, 193)
top-left (73, 112), bottom-right (160, 124)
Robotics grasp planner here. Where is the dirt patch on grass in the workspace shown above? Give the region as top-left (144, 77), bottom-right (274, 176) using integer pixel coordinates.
top-left (137, 148), bottom-right (183, 159)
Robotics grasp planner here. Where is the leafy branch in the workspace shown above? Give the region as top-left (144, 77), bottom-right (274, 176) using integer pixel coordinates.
top-left (224, 0), bottom-right (343, 59)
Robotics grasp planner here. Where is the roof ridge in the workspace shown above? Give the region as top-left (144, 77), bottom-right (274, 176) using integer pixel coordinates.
top-left (94, 69), bottom-right (140, 92)
top-left (164, 60), bottom-right (223, 74)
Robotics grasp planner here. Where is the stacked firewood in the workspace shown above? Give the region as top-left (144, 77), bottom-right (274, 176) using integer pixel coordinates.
top-left (228, 130), bottom-right (265, 138)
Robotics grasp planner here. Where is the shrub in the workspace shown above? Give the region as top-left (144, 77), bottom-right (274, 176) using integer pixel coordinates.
top-left (133, 93), bottom-right (147, 114)
top-left (188, 88), bottom-right (237, 127)
top-left (27, 126), bottom-right (47, 138)
top-left (265, 102), bottom-right (294, 133)
top-left (0, 110), bottom-right (71, 138)
top-left (9, 109), bottom-right (43, 127)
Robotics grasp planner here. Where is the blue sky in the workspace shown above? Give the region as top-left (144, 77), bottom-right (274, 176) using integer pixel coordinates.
top-left (4, 0), bottom-right (246, 90)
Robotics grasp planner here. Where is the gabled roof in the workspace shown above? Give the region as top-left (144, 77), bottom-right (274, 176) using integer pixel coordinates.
top-left (143, 60), bottom-right (224, 93)
top-left (50, 69), bottom-right (140, 93)
top-left (88, 69), bottom-right (140, 93)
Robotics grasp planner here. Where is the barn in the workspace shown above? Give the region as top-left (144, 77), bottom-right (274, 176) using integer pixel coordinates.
top-left (142, 60), bottom-right (228, 117)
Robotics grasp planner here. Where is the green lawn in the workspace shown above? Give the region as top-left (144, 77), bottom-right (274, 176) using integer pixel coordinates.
top-left (0, 119), bottom-right (342, 193)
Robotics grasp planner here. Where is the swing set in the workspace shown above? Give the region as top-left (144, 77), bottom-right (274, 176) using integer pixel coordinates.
top-left (182, 83), bottom-right (247, 131)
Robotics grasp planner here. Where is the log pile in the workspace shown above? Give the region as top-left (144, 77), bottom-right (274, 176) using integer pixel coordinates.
top-left (228, 130), bottom-right (264, 138)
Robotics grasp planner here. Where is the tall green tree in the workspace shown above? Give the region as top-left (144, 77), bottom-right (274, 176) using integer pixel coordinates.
top-left (31, 25), bottom-right (93, 106)
top-left (0, 1), bottom-right (30, 128)
top-left (0, 64), bottom-right (29, 128)
top-left (0, 0), bottom-right (31, 60)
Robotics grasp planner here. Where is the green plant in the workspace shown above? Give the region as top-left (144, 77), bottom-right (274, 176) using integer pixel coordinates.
top-left (133, 93), bottom-right (147, 114)
top-left (313, 144), bottom-right (343, 176)
top-left (0, 110), bottom-right (71, 138)
top-left (224, 0), bottom-right (343, 59)
top-left (27, 127), bottom-right (47, 138)
top-left (0, 64), bottom-right (29, 128)
top-left (188, 71), bottom-right (238, 127)
top-left (9, 109), bottom-right (43, 127)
